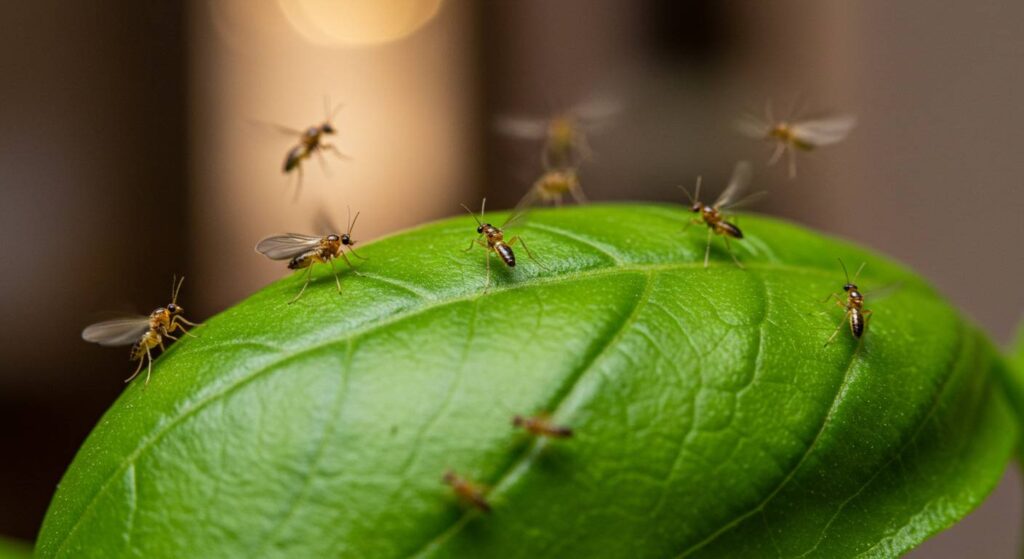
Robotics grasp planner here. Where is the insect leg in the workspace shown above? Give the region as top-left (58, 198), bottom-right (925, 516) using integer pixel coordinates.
top-left (176, 316), bottom-right (200, 327)
top-left (315, 148), bottom-right (331, 177)
top-left (569, 180), bottom-right (588, 204)
top-left (508, 236), bottom-right (548, 270)
top-left (576, 130), bottom-right (595, 163)
top-left (143, 346), bottom-right (154, 386)
top-left (703, 227), bottom-right (713, 268)
top-left (346, 246), bottom-right (369, 261)
top-left (169, 318), bottom-right (199, 338)
top-left (464, 236), bottom-right (483, 253)
top-left (722, 235), bottom-right (744, 269)
top-left (824, 312), bottom-right (850, 347)
top-left (289, 265), bottom-right (316, 305)
top-left (823, 291), bottom-right (843, 304)
top-left (292, 164), bottom-right (305, 203)
top-left (327, 258), bottom-right (343, 294)
top-left (768, 142), bottom-right (785, 166)
top-left (125, 355), bottom-right (145, 384)
top-left (323, 143), bottom-right (352, 161)
top-left (484, 250), bottom-right (492, 290)
top-left (860, 309), bottom-right (874, 335)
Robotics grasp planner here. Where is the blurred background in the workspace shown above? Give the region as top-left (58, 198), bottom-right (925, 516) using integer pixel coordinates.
top-left (1, 1), bottom-right (1022, 555)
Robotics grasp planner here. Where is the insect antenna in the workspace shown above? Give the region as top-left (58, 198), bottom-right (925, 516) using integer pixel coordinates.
top-left (677, 176), bottom-right (702, 205)
top-left (345, 206), bottom-right (369, 260)
top-left (171, 275), bottom-right (186, 305)
top-left (460, 199), bottom-right (485, 227)
top-left (852, 261), bottom-right (866, 284)
top-left (838, 258), bottom-right (850, 284)
top-left (324, 95), bottom-right (344, 125)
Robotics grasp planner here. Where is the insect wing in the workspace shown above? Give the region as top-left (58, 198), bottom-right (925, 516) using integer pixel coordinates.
top-left (570, 96), bottom-right (621, 132)
top-left (82, 317), bottom-right (151, 347)
top-left (790, 115), bottom-right (856, 147)
top-left (495, 116), bottom-right (548, 140)
top-left (248, 119), bottom-right (305, 138)
top-left (255, 233), bottom-right (322, 260)
top-left (501, 205), bottom-right (533, 230)
top-left (312, 209), bottom-right (342, 238)
top-left (734, 112), bottom-right (771, 139)
top-left (512, 182), bottom-right (543, 215)
top-left (714, 161), bottom-right (753, 209)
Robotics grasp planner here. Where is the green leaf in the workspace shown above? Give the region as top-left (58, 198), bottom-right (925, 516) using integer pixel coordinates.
top-left (37, 204), bottom-right (1014, 558)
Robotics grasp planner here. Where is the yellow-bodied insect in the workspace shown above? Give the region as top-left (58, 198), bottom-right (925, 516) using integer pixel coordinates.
top-left (681, 161), bottom-right (762, 269)
top-left (512, 413), bottom-right (573, 439)
top-left (262, 98), bottom-right (351, 200)
top-left (736, 100), bottom-right (855, 178)
top-left (496, 97), bottom-right (619, 169)
top-left (442, 470), bottom-right (491, 513)
top-left (514, 167), bottom-right (586, 212)
top-left (82, 276), bottom-right (200, 386)
top-left (823, 259), bottom-right (872, 346)
top-left (462, 198), bottom-right (544, 288)
top-left (256, 208), bottom-right (365, 304)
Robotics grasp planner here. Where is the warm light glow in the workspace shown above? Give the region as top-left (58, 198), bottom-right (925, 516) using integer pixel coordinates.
top-left (279, 0), bottom-right (443, 46)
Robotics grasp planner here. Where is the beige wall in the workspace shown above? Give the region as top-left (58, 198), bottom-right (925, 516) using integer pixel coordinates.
top-left (188, 0), bottom-right (479, 312)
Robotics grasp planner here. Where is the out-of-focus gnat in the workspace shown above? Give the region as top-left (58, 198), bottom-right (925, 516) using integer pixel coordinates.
top-left (497, 97), bottom-right (619, 210)
top-left (82, 276), bottom-right (201, 386)
top-left (736, 100), bottom-right (855, 179)
top-left (257, 97), bottom-right (351, 201)
top-left (513, 413), bottom-right (573, 439)
top-left (443, 470), bottom-right (491, 513)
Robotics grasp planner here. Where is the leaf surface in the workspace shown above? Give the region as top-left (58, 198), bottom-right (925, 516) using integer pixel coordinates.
top-left (36, 204), bottom-right (1014, 558)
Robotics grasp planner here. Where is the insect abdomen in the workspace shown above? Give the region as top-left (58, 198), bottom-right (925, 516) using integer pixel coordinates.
top-left (495, 243), bottom-right (516, 267)
top-left (850, 309), bottom-right (865, 338)
top-left (284, 146), bottom-right (304, 172)
top-left (720, 221), bottom-right (743, 239)
top-left (288, 253), bottom-right (314, 270)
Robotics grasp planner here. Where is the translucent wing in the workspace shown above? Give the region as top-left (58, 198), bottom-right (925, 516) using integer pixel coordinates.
top-left (255, 233), bottom-right (322, 260)
top-left (714, 161), bottom-right (753, 209)
top-left (570, 97), bottom-right (621, 131)
top-left (312, 209), bottom-right (341, 237)
top-left (790, 115), bottom-right (856, 146)
top-left (82, 317), bottom-right (150, 347)
top-left (501, 205), bottom-right (532, 229)
top-left (512, 182), bottom-right (543, 215)
top-left (865, 281), bottom-right (903, 301)
top-left (734, 113), bottom-right (771, 139)
top-left (247, 119), bottom-right (304, 138)
top-left (495, 116), bottom-right (548, 139)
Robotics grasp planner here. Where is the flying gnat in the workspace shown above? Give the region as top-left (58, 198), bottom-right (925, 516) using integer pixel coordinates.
top-left (736, 101), bottom-right (856, 179)
top-left (442, 470), bottom-right (491, 513)
top-left (823, 259), bottom-right (873, 346)
top-left (496, 97), bottom-right (620, 170)
top-left (81, 276), bottom-right (200, 386)
top-left (513, 167), bottom-right (586, 213)
top-left (255, 208), bottom-right (366, 304)
top-left (259, 97), bottom-right (351, 201)
top-left (462, 198), bottom-right (545, 289)
top-left (680, 161), bottom-right (763, 269)
top-left (512, 413), bottom-right (573, 439)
